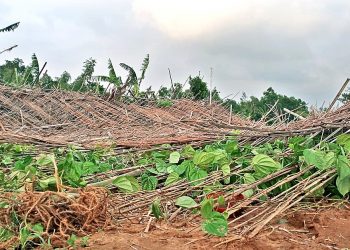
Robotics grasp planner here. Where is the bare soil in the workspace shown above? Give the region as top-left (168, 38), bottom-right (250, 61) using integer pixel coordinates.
top-left (82, 206), bottom-right (350, 250)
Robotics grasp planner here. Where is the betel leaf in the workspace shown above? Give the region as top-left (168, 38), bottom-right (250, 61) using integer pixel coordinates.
top-left (175, 196), bottom-right (198, 208)
top-left (243, 173), bottom-right (256, 184)
top-left (201, 212), bottom-right (228, 237)
top-left (112, 176), bottom-right (140, 193)
top-left (165, 172), bottom-right (179, 186)
top-left (155, 159), bottom-right (167, 173)
top-left (242, 173), bottom-right (256, 198)
top-left (141, 174), bottom-right (158, 190)
top-left (224, 140), bottom-right (239, 155)
top-left (1, 156), bottom-right (13, 165)
top-left (169, 152), bottom-right (180, 164)
top-left (252, 154), bottom-right (282, 178)
top-left (181, 145), bottom-right (196, 158)
top-left (336, 134), bottom-right (350, 151)
top-left (38, 177), bottom-right (56, 190)
top-left (201, 198), bottom-right (214, 219)
top-left (126, 176), bottom-right (141, 192)
top-left (113, 176), bottom-right (132, 192)
top-left (211, 149), bottom-right (228, 164)
top-left (14, 156), bottom-right (32, 171)
top-left (303, 149), bottom-right (335, 170)
top-left (336, 155), bottom-right (350, 196)
top-left (36, 154), bottom-right (53, 166)
top-left (173, 160), bottom-right (192, 175)
top-left (193, 151), bottom-right (215, 168)
top-left (221, 164), bottom-right (230, 176)
top-left (146, 168), bottom-right (159, 175)
top-left (166, 165), bottom-right (175, 173)
top-left (188, 167), bottom-right (208, 185)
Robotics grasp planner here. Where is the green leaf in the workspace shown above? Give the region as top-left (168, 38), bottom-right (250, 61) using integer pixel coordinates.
top-left (141, 174), bottom-right (158, 190)
top-left (0, 202), bottom-right (9, 209)
top-left (303, 149), bottom-right (335, 170)
top-left (0, 227), bottom-right (13, 242)
top-left (201, 198), bottom-right (214, 219)
top-left (202, 212), bottom-right (228, 237)
top-left (14, 156), bottom-right (33, 171)
top-left (31, 223), bottom-right (44, 234)
top-left (211, 149), bottom-right (228, 164)
top-left (336, 155), bottom-right (350, 196)
top-left (188, 167), bottom-right (208, 185)
top-left (1, 156), bottom-right (13, 165)
top-left (336, 134), bottom-right (350, 151)
top-left (243, 173), bottom-right (256, 184)
top-left (125, 176), bottom-right (140, 192)
top-left (151, 198), bottom-right (163, 219)
top-left (169, 152), bottom-right (180, 164)
top-left (67, 234), bottom-right (77, 247)
top-left (155, 159), bottom-right (167, 173)
top-left (225, 140), bottom-right (239, 154)
top-left (19, 227), bottom-right (30, 247)
top-left (112, 176), bottom-right (140, 193)
top-left (181, 145), bottom-right (196, 158)
top-left (193, 152), bottom-right (215, 168)
top-left (217, 196), bottom-right (225, 206)
top-left (242, 173), bottom-right (255, 197)
top-left (173, 160), bottom-right (193, 176)
top-left (165, 172), bottom-right (179, 186)
top-left (36, 154), bottom-right (53, 166)
top-left (221, 164), bottom-right (230, 177)
top-left (146, 168), bottom-right (159, 175)
top-left (175, 196), bottom-right (198, 208)
top-left (38, 177), bottom-right (57, 190)
top-left (252, 154), bottom-right (282, 178)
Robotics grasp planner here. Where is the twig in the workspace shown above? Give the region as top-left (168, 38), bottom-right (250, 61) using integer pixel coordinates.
top-left (144, 217), bottom-right (153, 233)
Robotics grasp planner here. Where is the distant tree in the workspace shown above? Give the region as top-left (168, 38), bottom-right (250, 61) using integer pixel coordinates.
top-left (72, 58), bottom-right (97, 92)
top-left (0, 58), bottom-right (25, 83)
top-left (340, 88), bottom-right (350, 103)
top-left (224, 87), bottom-right (308, 122)
top-left (189, 76), bottom-right (209, 100)
top-left (158, 86), bottom-right (171, 98)
top-left (58, 71), bottom-right (71, 89)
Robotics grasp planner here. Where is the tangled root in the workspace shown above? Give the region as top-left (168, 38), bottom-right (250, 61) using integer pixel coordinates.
top-left (0, 187), bottom-right (110, 248)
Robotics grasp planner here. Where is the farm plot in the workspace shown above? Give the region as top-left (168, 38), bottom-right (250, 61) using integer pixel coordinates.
top-left (1, 88), bottom-right (350, 249)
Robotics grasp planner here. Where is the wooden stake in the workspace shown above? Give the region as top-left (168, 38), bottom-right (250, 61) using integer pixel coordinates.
top-left (209, 67), bottom-right (213, 105)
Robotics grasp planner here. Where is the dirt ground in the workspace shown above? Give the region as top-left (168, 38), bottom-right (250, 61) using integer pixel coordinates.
top-left (83, 206), bottom-right (350, 250)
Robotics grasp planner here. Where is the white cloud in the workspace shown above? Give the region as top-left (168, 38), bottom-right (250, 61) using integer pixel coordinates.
top-left (132, 0), bottom-right (330, 39)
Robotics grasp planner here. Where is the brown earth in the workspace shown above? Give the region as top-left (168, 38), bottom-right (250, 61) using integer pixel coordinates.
top-left (82, 206), bottom-right (350, 250)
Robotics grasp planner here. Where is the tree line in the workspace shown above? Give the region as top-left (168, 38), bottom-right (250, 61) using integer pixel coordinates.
top-left (0, 55), bottom-right (312, 122)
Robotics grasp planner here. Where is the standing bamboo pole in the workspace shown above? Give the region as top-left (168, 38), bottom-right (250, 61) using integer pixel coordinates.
top-left (209, 67), bottom-right (213, 105)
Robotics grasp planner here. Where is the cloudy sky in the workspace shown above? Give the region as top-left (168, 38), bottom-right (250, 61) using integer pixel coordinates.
top-left (1, 0), bottom-right (350, 105)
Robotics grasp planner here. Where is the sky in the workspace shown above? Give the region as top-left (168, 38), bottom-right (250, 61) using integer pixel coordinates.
top-left (1, 0), bottom-right (350, 105)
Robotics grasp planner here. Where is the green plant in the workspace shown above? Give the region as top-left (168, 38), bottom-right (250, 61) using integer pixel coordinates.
top-left (200, 199), bottom-right (228, 237)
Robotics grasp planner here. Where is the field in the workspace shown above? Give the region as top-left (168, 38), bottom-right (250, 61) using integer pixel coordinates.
top-left (0, 86), bottom-right (350, 249)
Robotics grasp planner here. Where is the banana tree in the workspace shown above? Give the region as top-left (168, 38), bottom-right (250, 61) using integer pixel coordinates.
top-left (0, 22), bottom-right (20, 55)
top-left (90, 59), bottom-right (122, 96)
top-left (91, 54), bottom-right (149, 101)
top-left (9, 53), bottom-right (41, 86)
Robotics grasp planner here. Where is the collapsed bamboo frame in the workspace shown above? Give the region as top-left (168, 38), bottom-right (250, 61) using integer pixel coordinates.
top-left (1, 83), bottom-right (350, 239)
